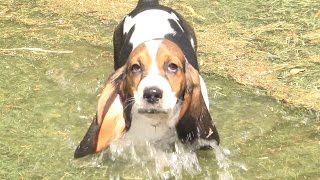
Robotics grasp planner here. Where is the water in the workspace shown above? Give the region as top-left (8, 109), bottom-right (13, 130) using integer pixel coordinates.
top-left (1, 2), bottom-right (319, 179)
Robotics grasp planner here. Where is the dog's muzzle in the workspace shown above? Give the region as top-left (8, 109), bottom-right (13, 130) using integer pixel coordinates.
top-left (137, 86), bottom-right (168, 114)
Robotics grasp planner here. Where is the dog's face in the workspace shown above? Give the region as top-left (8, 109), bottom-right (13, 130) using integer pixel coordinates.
top-left (124, 39), bottom-right (186, 114)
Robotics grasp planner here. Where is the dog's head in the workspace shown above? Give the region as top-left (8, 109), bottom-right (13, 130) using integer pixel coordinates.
top-left (125, 39), bottom-right (186, 114)
top-left (74, 39), bottom-right (219, 158)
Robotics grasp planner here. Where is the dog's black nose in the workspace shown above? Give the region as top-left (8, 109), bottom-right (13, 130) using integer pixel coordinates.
top-left (143, 87), bottom-right (163, 104)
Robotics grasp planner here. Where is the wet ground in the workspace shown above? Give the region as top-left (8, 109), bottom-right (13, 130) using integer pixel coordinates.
top-left (1, 1), bottom-right (319, 179)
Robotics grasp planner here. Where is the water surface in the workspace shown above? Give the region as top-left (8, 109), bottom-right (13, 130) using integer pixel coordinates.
top-left (0, 2), bottom-right (319, 179)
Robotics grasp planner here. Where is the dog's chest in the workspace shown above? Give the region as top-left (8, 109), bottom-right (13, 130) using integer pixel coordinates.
top-left (125, 112), bottom-right (177, 143)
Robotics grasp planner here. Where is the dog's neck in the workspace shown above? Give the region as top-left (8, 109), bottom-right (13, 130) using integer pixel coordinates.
top-left (125, 104), bottom-right (181, 144)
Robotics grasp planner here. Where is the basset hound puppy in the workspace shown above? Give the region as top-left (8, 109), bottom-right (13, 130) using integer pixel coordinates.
top-left (74, 0), bottom-right (219, 158)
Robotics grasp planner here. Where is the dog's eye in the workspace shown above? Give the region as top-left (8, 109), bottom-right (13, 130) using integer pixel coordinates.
top-left (131, 64), bottom-right (141, 73)
top-left (167, 63), bottom-right (178, 73)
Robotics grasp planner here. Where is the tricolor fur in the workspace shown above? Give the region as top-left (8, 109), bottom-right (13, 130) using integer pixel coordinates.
top-left (74, 0), bottom-right (219, 158)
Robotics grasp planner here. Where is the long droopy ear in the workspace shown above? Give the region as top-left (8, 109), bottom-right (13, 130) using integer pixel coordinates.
top-left (74, 66), bottom-right (127, 158)
top-left (176, 63), bottom-right (220, 146)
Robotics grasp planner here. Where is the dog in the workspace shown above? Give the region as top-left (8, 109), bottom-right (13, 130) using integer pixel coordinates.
top-left (74, 0), bottom-right (219, 158)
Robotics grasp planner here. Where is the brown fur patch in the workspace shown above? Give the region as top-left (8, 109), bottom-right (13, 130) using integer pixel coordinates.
top-left (125, 43), bottom-right (150, 95)
top-left (157, 39), bottom-right (186, 97)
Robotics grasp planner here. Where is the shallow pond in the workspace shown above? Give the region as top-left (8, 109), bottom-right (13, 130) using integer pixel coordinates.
top-left (0, 2), bottom-right (319, 179)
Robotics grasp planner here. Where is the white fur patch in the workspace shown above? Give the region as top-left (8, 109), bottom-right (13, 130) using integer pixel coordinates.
top-left (199, 75), bottom-right (209, 109)
top-left (123, 9), bottom-right (183, 49)
top-left (144, 40), bottom-right (163, 74)
top-left (190, 37), bottom-right (195, 49)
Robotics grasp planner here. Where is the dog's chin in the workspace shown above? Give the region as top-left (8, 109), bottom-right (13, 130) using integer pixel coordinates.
top-left (138, 108), bottom-right (168, 114)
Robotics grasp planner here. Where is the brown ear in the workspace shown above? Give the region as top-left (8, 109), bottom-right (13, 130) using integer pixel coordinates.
top-left (74, 66), bottom-right (127, 158)
top-left (176, 63), bottom-right (220, 146)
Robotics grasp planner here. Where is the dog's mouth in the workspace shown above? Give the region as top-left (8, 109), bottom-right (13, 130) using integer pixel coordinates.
top-left (138, 108), bottom-right (168, 114)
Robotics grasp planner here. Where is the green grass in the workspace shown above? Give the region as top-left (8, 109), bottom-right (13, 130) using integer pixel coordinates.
top-left (182, 0), bottom-right (320, 110)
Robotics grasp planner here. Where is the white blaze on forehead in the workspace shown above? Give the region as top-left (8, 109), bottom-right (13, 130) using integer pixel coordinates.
top-left (144, 40), bottom-right (163, 74)
top-left (123, 9), bottom-right (183, 49)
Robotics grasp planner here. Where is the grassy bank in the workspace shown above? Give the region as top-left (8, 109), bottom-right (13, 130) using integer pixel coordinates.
top-left (2, 0), bottom-right (320, 111)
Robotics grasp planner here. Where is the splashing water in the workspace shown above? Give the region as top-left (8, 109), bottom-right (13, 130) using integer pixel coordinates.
top-left (201, 140), bottom-right (234, 180)
top-left (105, 137), bottom-right (201, 179)
top-left (85, 137), bottom-right (238, 179)
top-left (198, 139), bottom-right (248, 180)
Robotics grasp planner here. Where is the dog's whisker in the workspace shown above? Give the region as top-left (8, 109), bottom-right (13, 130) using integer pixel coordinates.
top-left (125, 98), bottom-right (135, 104)
top-left (124, 100), bottom-right (135, 110)
top-left (125, 97), bottom-right (135, 102)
